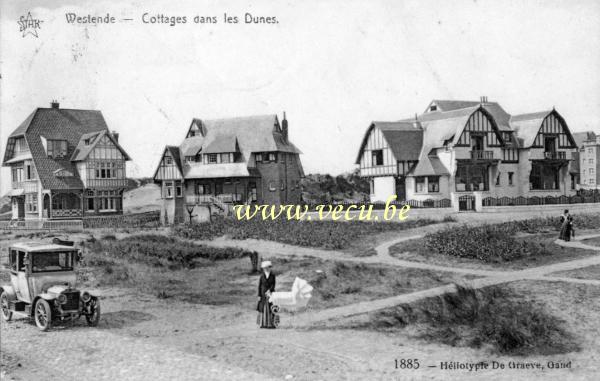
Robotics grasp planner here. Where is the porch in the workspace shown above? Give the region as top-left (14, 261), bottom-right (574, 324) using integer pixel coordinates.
top-left (185, 178), bottom-right (257, 205)
top-left (45, 191), bottom-right (83, 219)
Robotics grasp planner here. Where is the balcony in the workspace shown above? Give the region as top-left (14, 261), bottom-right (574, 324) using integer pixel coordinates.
top-left (544, 151), bottom-right (566, 160)
top-left (186, 193), bottom-right (243, 205)
top-left (470, 150), bottom-right (494, 160)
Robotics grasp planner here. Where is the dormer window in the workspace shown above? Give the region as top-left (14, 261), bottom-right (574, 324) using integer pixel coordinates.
top-left (84, 138), bottom-right (91, 145)
top-left (47, 140), bottom-right (67, 159)
top-left (208, 154), bottom-right (218, 164)
top-left (430, 105), bottom-right (437, 112)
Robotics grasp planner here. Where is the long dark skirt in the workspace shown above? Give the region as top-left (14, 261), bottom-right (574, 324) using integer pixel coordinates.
top-left (559, 223), bottom-right (572, 241)
top-left (257, 302), bottom-right (275, 329)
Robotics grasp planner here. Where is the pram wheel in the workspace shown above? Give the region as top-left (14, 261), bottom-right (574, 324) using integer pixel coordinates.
top-left (273, 314), bottom-right (280, 327)
top-left (271, 305), bottom-right (280, 314)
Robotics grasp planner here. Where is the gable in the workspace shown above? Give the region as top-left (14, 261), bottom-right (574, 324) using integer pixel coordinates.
top-left (531, 112), bottom-right (576, 149)
top-left (153, 147), bottom-right (183, 181)
top-left (454, 109), bottom-right (504, 147)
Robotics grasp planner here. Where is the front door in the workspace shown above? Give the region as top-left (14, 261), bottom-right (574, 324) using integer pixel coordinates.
top-left (395, 177), bottom-right (406, 202)
top-left (14, 197), bottom-right (25, 219)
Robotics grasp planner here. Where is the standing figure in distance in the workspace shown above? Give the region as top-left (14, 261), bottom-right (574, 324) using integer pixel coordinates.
top-left (559, 209), bottom-right (574, 241)
top-left (257, 261), bottom-right (276, 329)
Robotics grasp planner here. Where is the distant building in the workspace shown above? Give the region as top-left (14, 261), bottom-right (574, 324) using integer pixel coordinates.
top-left (153, 113), bottom-right (304, 223)
top-left (573, 131), bottom-right (600, 189)
top-left (2, 101), bottom-right (131, 220)
top-left (355, 98), bottom-right (579, 209)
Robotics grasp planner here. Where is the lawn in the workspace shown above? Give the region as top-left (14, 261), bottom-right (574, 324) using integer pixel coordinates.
top-left (549, 264), bottom-right (600, 281)
top-left (80, 234), bottom-right (469, 311)
top-left (173, 216), bottom-right (442, 250)
top-left (582, 236), bottom-right (600, 247)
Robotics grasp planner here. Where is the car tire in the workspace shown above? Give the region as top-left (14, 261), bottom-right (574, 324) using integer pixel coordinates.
top-left (0, 292), bottom-right (12, 322)
top-left (34, 299), bottom-right (52, 331)
top-left (85, 303), bottom-right (101, 327)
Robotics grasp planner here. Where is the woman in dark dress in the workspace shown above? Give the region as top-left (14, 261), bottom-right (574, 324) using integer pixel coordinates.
top-left (257, 261), bottom-right (276, 329)
top-left (559, 209), bottom-right (573, 241)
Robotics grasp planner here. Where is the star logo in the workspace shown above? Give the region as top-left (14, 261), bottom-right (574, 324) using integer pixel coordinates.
top-left (18, 12), bottom-right (43, 38)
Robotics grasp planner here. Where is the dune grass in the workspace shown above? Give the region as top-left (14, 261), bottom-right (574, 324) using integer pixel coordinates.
top-left (328, 285), bottom-right (580, 356)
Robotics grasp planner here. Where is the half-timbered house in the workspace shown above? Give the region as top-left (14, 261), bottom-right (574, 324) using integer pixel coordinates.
top-left (153, 113), bottom-right (304, 223)
top-left (356, 98), bottom-right (578, 209)
top-left (2, 102), bottom-right (131, 220)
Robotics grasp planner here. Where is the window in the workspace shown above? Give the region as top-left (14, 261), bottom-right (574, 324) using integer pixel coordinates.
top-left (590, 158), bottom-right (595, 164)
top-left (176, 182), bottom-right (183, 197)
top-left (369, 179), bottom-right (374, 195)
top-left (208, 154), bottom-right (218, 164)
top-left (95, 162), bottom-right (117, 179)
top-left (455, 165), bottom-right (489, 191)
top-left (495, 173), bottom-right (501, 186)
top-left (25, 163), bottom-right (34, 180)
top-left (530, 163), bottom-right (559, 190)
top-left (197, 184), bottom-right (210, 194)
top-left (430, 105), bottom-right (437, 111)
top-left (591, 179), bottom-right (596, 185)
top-left (87, 193), bottom-right (94, 210)
top-left (11, 167), bottom-right (24, 183)
top-left (215, 182), bottom-right (223, 195)
top-left (31, 252), bottom-right (73, 273)
top-left (415, 177), bottom-right (426, 193)
top-left (165, 156), bottom-right (173, 165)
top-left (471, 135), bottom-right (484, 151)
top-left (165, 181), bottom-right (173, 198)
top-left (25, 193), bottom-right (37, 213)
top-left (571, 175), bottom-right (576, 190)
top-left (427, 176), bottom-right (440, 192)
top-left (9, 250), bottom-right (17, 271)
top-left (372, 150), bottom-right (383, 166)
top-left (221, 153), bottom-right (231, 164)
top-left (590, 168), bottom-right (595, 175)
top-left (281, 154), bottom-right (286, 164)
top-left (249, 182), bottom-right (257, 201)
top-left (185, 156), bottom-right (195, 163)
top-left (255, 153), bottom-right (262, 163)
top-left (47, 140), bottom-right (67, 158)
top-left (18, 251), bottom-right (26, 272)
top-left (508, 172), bottom-right (514, 186)
top-left (589, 148), bottom-right (594, 154)
top-left (268, 153), bottom-right (277, 162)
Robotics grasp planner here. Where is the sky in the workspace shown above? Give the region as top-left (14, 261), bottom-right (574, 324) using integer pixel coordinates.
top-left (1, 0), bottom-right (600, 195)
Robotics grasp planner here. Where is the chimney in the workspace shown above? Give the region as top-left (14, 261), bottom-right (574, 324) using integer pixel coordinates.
top-left (51, 100), bottom-right (59, 109)
top-left (111, 131), bottom-right (119, 142)
top-left (281, 112), bottom-right (288, 142)
top-left (480, 96), bottom-right (488, 104)
top-left (413, 113), bottom-right (422, 129)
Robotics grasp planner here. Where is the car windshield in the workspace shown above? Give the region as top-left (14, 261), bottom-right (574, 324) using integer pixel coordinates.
top-left (31, 251), bottom-right (74, 272)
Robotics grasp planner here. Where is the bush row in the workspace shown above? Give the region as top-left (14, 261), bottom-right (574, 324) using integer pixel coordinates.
top-left (84, 234), bottom-right (252, 269)
top-left (173, 217), bottom-right (440, 250)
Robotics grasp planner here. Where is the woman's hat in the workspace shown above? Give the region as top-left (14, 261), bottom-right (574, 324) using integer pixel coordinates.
top-left (261, 260), bottom-right (272, 268)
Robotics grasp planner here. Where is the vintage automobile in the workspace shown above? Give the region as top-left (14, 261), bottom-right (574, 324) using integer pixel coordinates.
top-left (0, 242), bottom-right (100, 331)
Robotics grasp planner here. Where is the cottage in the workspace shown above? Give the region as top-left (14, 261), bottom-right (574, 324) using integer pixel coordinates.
top-left (356, 98), bottom-right (579, 210)
top-left (2, 101), bottom-right (131, 220)
top-left (153, 113), bottom-right (304, 223)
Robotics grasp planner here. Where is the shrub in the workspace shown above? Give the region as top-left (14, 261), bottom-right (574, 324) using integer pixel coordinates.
top-left (424, 224), bottom-right (547, 262)
top-left (174, 216), bottom-right (440, 250)
top-left (362, 285), bottom-right (579, 355)
top-left (83, 234), bottom-right (252, 269)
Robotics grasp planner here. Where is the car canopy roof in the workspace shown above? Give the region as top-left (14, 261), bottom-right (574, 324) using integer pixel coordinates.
top-left (10, 242), bottom-right (78, 252)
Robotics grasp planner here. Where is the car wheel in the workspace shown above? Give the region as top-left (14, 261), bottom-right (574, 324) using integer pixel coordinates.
top-left (34, 299), bottom-right (52, 331)
top-left (0, 292), bottom-right (12, 322)
top-left (85, 302), bottom-right (101, 327)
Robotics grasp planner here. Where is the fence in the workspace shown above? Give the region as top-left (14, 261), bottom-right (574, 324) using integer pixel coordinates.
top-left (305, 199), bottom-right (452, 210)
top-left (83, 211), bottom-right (161, 229)
top-left (483, 194), bottom-right (600, 207)
top-left (0, 219), bottom-right (84, 231)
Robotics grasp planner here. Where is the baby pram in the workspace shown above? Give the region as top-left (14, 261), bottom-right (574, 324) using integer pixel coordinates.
top-left (268, 277), bottom-right (313, 327)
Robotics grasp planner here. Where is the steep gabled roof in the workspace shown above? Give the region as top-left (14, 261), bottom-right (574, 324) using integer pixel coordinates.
top-left (426, 100), bottom-right (480, 113)
top-left (166, 145), bottom-right (184, 175)
top-left (3, 107), bottom-right (128, 190)
top-left (354, 122), bottom-right (423, 164)
top-left (71, 130), bottom-right (131, 161)
top-left (509, 110), bottom-right (556, 148)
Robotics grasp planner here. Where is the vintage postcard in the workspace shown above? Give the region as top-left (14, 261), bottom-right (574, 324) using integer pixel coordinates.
top-left (1, 0), bottom-right (600, 380)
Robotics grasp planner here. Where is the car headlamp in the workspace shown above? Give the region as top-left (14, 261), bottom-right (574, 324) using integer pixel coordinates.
top-left (81, 292), bottom-right (91, 303)
top-left (57, 294), bottom-right (67, 304)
